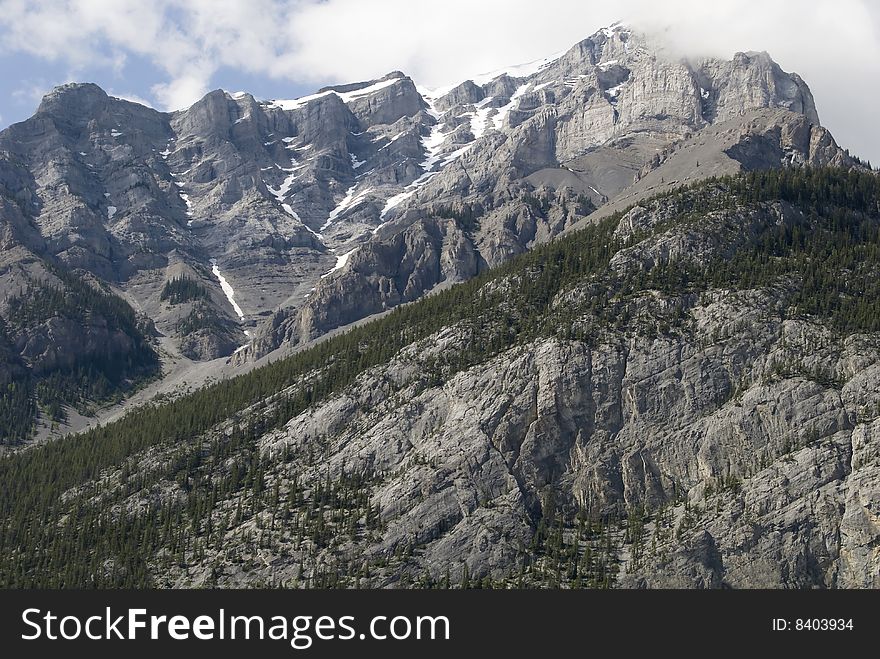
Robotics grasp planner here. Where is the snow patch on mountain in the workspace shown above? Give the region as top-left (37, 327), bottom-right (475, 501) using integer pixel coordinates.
top-left (265, 139), bottom-right (306, 225)
top-left (377, 131), bottom-right (407, 151)
top-left (469, 51), bottom-right (564, 86)
top-left (441, 144), bottom-right (474, 166)
top-left (419, 124), bottom-right (447, 172)
top-left (376, 67), bottom-right (545, 225)
top-left (321, 248), bottom-right (358, 279)
top-left (378, 190), bottom-right (416, 225)
top-left (375, 93), bottom-right (455, 225)
top-left (493, 82), bottom-right (532, 130)
top-left (211, 259), bottom-right (245, 320)
top-left (267, 168), bottom-right (299, 205)
top-left (179, 192), bottom-right (194, 226)
top-left (468, 105), bottom-right (493, 139)
top-left (606, 83), bottom-right (625, 101)
top-left (336, 78), bottom-right (402, 102)
top-left (321, 185), bottom-right (372, 232)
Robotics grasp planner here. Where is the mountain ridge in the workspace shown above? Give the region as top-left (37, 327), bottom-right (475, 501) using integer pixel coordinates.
top-left (0, 23), bottom-right (860, 445)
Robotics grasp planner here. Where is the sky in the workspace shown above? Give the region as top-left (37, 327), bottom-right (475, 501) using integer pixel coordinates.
top-left (0, 0), bottom-right (878, 163)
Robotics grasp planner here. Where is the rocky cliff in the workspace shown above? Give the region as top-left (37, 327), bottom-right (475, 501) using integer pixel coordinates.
top-left (2, 168), bottom-right (877, 589)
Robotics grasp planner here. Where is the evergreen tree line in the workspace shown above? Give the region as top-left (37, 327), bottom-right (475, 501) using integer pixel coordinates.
top-left (160, 276), bottom-right (209, 305)
top-left (626, 168), bottom-right (880, 333)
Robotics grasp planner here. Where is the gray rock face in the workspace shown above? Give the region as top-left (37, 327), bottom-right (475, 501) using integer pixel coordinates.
top-left (120, 188), bottom-right (875, 589)
top-left (245, 25), bottom-right (848, 359)
top-left (434, 81), bottom-right (485, 111)
top-left (0, 23), bottom-right (855, 424)
top-left (254, 218), bottom-right (481, 352)
top-left (342, 76), bottom-right (427, 127)
top-left (0, 71), bottom-right (436, 366)
top-left (698, 52), bottom-right (819, 125)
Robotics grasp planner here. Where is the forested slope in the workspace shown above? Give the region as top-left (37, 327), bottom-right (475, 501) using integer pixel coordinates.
top-left (1, 167), bottom-right (879, 588)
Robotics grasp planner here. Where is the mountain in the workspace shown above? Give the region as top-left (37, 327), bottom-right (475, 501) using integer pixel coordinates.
top-left (1, 21), bottom-right (878, 589)
top-left (242, 26), bottom-right (852, 360)
top-left (1, 167), bottom-right (879, 588)
top-left (0, 24), bottom-right (860, 445)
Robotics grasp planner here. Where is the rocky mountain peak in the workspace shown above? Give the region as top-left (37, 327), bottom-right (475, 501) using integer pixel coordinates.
top-left (0, 23), bottom-right (858, 442)
top-left (36, 82), bottom-right (109, 112)
top-left (317, 70), bottom-right (410, 95)
top-left (242, 23), bottom-right (849, 360)
top-left (173, 88), bottom-right (247, 136)
top-left (698, 50), bottom-right (820, 125)
top-left (32, 82), bottom-right (117, 135)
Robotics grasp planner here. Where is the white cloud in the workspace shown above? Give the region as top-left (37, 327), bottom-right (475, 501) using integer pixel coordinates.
top-left (269, 0), bottom-right (611, 87)
top-left (12, 80), bottom-right (56, 105)
top-left (0, 0), bottom-right (877, 162)
top-left (150, 68), bottom-right (213, 110)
